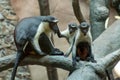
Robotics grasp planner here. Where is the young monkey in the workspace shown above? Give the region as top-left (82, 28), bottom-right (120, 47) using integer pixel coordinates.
top-left (72, 22), bottom-right (96, 66)
top-left (11, 16), bottom-right (64, 80)
top-left (60, 23), bottom-right (78, 57)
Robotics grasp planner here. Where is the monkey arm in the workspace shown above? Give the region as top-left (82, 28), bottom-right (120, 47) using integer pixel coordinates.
top-left (30, 39), bottom-right (45, 55)
top-left (65, 45), bottom-right (73, 57)
top-left (57, 31), bottom-right (67, 38)
top-left (65, 36), bottom-right (76, 57)
top-left (57, 28), bottom-right (69, 38)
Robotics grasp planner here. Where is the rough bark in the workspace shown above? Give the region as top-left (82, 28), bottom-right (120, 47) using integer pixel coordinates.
top-left (0, 47), bottom-right (120, 80)
top-left (93, 20), bottom-right (120, 58)
top-left (0, 54), bottom-right (75, 72)
top-left (90, 0), bottom-right (109, 40)
top-left (92, 20), bottom-right (120, 79)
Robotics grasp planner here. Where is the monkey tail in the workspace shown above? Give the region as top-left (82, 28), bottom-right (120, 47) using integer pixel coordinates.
top-left (11, 51), bottom-right (25, 80)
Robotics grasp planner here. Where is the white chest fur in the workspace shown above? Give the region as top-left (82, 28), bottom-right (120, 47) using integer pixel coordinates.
top-left (35, 22), bottom-right (52, 39)
top-left (75, 28), bottom-right (92, 45)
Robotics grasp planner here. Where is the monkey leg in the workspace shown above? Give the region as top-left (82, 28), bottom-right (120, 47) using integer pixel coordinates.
top-left (65, 37), bottom-right (75, 57)
top-left (39, 33), bottom-right (64, 55)
top-left (30, 39), bottom-right (46, 56)
top-left (11, 50), bottom-right (25, 80)
top-left (87, 45), bottom-right (96, 63)
top-left (64, 44), bottom-right (73, 57)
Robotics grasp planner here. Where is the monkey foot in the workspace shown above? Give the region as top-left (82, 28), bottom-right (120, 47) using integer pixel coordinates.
top-left (51, 48), bottom-right (64, 55)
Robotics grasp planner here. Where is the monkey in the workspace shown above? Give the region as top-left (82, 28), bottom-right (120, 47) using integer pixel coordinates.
top-left (60, 23), bottom-right (78, 57)
top-left (72, 21), bottom-right (96, 66)
top-left (11, 16), bottom-right (64, 80)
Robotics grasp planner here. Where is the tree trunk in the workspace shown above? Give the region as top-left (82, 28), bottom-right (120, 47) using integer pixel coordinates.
top-left (38, 0), bottom-right (58, 80)
top-left (90, 0), bottom-right (109, 40)
top-left (38, 0), bottom-right (50, 15)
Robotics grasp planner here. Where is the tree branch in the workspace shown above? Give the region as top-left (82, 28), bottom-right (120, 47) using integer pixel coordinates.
top-left (72, 0), bottom-right (85, 23)
top-left (67, 48), bottom-right (120, 80)
top-left (97, 48), bottom-right (120, 69)
top-left (0, 54), bottom-right (75, 72)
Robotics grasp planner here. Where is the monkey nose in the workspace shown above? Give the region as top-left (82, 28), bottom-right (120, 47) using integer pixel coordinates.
top-left (82, 30), bottom-right (87, 35)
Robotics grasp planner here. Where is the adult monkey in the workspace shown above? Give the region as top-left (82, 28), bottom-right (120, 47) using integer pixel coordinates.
top-left (11, 16), bottom-right (64, 80)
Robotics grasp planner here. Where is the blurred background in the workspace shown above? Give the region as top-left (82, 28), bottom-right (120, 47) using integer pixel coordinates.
top-left (0, 0), bottom-right (119, 80)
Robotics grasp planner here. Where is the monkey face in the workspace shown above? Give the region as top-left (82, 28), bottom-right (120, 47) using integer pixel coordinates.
top-left (49, 22), bottom-right (59, 33)
top-left (68, 23), bottom-right (78, 34)
top-left (69, 27), bottom-right (77, 34)
top-left (79, 22), bottom-right (89, 35)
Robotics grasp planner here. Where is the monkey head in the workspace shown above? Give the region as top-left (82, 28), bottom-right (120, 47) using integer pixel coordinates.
top-left (68, 23), bottom-right (78, 34)
top-left (79, 22), bottom-right (90, 35)
top-left (43, 16), bottom-right (59, 33)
